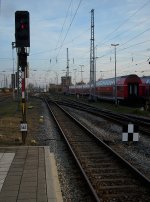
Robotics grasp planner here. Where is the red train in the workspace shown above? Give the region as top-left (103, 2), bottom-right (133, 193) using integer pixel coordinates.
top-left (69, 74), bottom-right (148, 105)
top-left (140, 76), bottom-right (150, 103)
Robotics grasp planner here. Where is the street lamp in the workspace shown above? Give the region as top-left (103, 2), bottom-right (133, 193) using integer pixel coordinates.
top-left (111, 44), bottom-right (119, 105)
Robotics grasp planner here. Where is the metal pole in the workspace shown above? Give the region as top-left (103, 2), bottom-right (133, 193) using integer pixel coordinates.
top-left (18, 47), bottom-right (28, 144)
top-left (114, 46), bottom-right (117, 105)
top-left (66, 48), bottom-right (69, 93)
top-left (89, 9), bottom-right (95, 101)
top-left (79, 65), bottom-right (84, 97)
top-left (73, 69), bottom-right (77, 95)
top-left (56, 72), bottom-right (58, 93)
top-left (111, 44), bottom-right (119, 106)
top-left (4, 74), bottom-right (5, 87)
top-left (12, 42), bottom-right (15, 100)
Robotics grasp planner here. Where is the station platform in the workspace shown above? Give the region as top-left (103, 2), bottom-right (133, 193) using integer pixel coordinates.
top-left (0, 146), bottom-right (63, 202)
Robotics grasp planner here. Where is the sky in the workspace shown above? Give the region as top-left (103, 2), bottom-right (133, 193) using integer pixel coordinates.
top-left (0, 0), bottom-right (150, 87)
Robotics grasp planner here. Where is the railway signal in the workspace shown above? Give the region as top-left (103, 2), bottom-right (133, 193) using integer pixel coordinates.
top-left (14, 10), bottom-right (30, 144)
top-left (18, 52), bottom-right (27, 70)
top-left (15, 11), bottom-right (30, 47)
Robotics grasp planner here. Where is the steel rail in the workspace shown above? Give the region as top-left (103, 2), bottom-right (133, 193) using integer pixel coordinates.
top-left (56, 99), bottom-right (150, 135)
top-left (43, 96), bottom-right (100, 201)
top-left (43, 96), bottom-right (150, 201)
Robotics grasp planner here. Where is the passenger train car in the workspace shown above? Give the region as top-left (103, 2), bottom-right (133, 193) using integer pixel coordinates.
top-left (69, 74), bottom-right (144, 105)
top-left (140, 76), bottom-right (150, 101)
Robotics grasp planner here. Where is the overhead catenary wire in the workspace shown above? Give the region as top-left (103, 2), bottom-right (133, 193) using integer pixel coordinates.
top-left (56, 0), bottom-right (83, 57)
top-left (79, 36), bottom-right (150, 67)
top-left (29, 0), bottom-right (150, 78)
top-left (100, 18), bottom-right (150, 47)
top-left (78, 0), bottom-right (150, 67)
top-left (30, 27), bottom-right (89, 56)
top-left (96, 0), bottom-right (150, 47)
top-left (89, 21), bottom-right (150, 63)
top-left (119, 27), bottom-right (150, 48)
top-left (31, 1), bottom-right (150, 61)
top-left (0, 0), bottom-right (1, 16)
top-left (55, 0), bottom-right (73, 50)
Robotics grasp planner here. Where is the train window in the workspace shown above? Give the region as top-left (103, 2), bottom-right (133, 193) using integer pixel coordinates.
top-left (134, 85), bottom-right (138, 95)
top-left (129, 85), bottom-right (132, 95)
top-left (146, 79), bottom-right (150, 84)
top-left (129, 83), bottom-right (138, 96)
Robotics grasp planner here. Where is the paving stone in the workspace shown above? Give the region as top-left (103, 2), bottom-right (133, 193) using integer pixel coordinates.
top-left (0, 190), bottom-right (18, 197)
top-left (18, 192), bottom-right (36, 199)
top-left (17, 200), bottom-right (36, 202)
top-left (0, 147), bottom-right (63, 201)
top-left (0, 196), bottom-right (17, 202)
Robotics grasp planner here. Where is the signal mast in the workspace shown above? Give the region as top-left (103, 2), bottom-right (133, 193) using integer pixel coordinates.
top-left (14, 11), bottom-right (30, 144)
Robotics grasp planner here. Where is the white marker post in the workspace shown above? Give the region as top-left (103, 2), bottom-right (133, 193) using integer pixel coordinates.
top-left (122, 123), bottom-right (139, 142)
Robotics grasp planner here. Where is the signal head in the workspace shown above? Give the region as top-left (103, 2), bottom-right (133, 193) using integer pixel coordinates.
top-left (15, 11), bottom-right (30, 47)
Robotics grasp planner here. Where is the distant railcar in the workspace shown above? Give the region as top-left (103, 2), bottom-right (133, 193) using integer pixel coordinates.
top-left (69, 74), bottom-right (143, 104)
top-left (97, 74), bottom-right (143, 103)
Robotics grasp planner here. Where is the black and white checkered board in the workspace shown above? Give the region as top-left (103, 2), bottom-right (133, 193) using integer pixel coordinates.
top-left (122, 123), bottom-right (139, 141)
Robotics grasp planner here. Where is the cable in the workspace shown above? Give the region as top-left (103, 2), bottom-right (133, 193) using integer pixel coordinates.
top-left (30, 28), bottom-right (89, 56)
top-left (88, 38), bottom-right (150, 64)
top-left (55, 0), bottom-right (73, 50)
top-left (97, 0), bottom-right (150, 47)
top-left (119, 39), bottom-right (150, 52)
top-left (0, 0), bottom-right (1, 16)
top-left (119, 27), bottom-right (150, 47)
top-left (73, 1), bottom-right (150, 65)
top-left (56, 0), bottom-right (83, 57)
top-left (101, 19), bottom-right (150, 47)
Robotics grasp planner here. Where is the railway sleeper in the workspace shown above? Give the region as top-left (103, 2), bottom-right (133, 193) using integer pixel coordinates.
top-left (95, 172), bottom-right (134, 178)
top-left (92, 176), bottom-right (134, 185)
top-left (78, 153), bottom-right (110, 158)
top-left (86, 167), bottom-right (129, 174)
top-left (93, 177), bottom-right (138, 185)
top-left (97, 184), bottom-right (149, 193)
top-left (99, 193), bottom-right (149, 202)
top-left (84, 162), bottom-right (121, 168)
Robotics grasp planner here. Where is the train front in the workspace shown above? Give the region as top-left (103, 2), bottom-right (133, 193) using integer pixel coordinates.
top-left (118, 74), bottom-right (143, 106)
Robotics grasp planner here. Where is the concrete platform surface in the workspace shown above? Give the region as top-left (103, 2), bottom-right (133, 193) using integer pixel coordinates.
top-left (0, 146), bottom-right (63, 202)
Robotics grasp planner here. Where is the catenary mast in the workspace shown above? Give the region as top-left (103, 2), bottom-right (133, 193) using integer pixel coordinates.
top-left (89, 9), bottom-right (96, 101)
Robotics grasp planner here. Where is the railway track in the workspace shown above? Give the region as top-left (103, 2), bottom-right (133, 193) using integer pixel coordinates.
top-left (44, 97), bottom-right (150, 201)
top-left (0, 93), bottom-right (12, 102)
top-left (55, 98), bottom-right (150, 135)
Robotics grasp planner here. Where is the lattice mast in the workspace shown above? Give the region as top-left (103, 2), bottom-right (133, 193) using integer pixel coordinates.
top-left (89, 9), bottom-right (96, 100)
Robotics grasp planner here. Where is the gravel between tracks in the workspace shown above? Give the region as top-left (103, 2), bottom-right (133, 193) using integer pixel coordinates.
top-left (34, 99), bottom-right (150, 200)
top-left (37, 101), bottom-right (94, 202)
top-left (63, 106), bottom-right (150, 180)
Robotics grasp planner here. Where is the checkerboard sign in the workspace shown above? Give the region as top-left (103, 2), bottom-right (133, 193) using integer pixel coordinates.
top-left (122, 123), bottom-right (139, 141)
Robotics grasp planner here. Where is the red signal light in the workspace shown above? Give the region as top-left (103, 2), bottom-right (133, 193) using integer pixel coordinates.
top-left (21, 24), bottom-right (25, 29)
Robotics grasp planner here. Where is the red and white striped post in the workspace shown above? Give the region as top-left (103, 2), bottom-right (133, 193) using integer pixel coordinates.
top-left (19, 48), bottom-right (28, 144)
